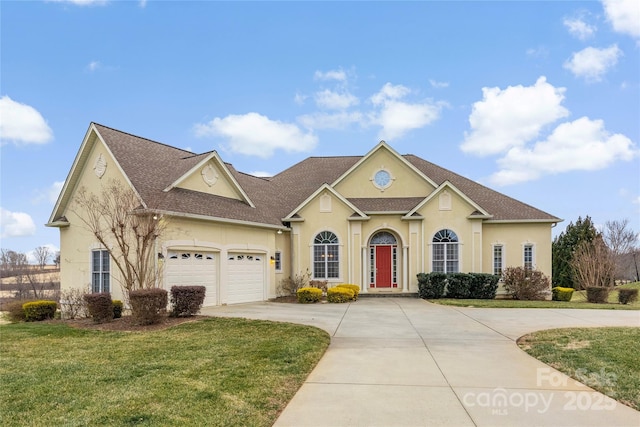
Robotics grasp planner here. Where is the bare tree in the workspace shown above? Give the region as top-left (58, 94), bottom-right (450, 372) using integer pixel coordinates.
top-left (72, 179), bottom-right (167, 296)
top-left (33, 246), bottom-right (52, 270)
top-left (571, 237), bottom-right (615, 289)
top-left (602, 219), bottom-right (639, 282)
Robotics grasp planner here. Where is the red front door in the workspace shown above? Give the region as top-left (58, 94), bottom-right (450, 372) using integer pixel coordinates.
top-left (375, 246), bottom-right (393, 288)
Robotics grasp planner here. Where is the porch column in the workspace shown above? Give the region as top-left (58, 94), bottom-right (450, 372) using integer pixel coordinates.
top-left (361, 246), bottom-right (368, 293)
top-left (402, 245), bottom-right (409, 292)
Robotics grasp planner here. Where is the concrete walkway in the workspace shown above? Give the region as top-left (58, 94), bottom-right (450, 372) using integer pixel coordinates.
top-left (202, 298), bottom-right (640, 427)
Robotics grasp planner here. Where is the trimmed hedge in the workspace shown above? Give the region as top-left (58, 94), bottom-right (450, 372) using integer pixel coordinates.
top-left (552, 287), bottom-right (574, 302)
top-left (327, 287), bottom-right (354, 303)
top-left (336, 284), bottom-right (360, 300)
top-left (418, 272), bottom-right (499, 300)
top-left (417, 273), bottom-right (447, 299)
top-left (297, 287), bottom-right (322, 303)
top-left (3, 299), bottom-right (37, 322)
top-left (586, 287), bottom-right (609, 304)
top-left (84, 293), bottom-right (114, 323)
top-left (170, 286), bottom-right (206, 317)
top-left (129, 288), bottom-right (168, 325)
top-left (113, 300), bottom-right (123, 318)
top-left (618, 288), bottom-right (638, 305)
top-left (23, 300), bottom-right (57, 322)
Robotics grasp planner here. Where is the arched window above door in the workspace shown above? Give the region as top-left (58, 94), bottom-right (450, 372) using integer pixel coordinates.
top-left (370, 231), bottom-right (397, 245)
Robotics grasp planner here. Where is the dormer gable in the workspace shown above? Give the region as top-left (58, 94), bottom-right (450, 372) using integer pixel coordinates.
top-left (164, 151), bottom-right (255, 207)
top-left (332, 141), bottom-right (437, 198)
top-left (404, 180), bottom-right (492, 220)
top-left (283, 184), bottom-right (368, 222)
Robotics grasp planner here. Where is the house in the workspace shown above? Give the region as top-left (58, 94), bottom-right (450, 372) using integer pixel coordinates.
top-left (48, 123), bottom-right (561, 305)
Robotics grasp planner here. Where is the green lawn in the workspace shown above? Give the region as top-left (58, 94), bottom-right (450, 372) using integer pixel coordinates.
top-left (518, 327), bottom-right (640, 411)
top-left (0, 317), bottom-right (330, 427)
top-left (429, 282), bottom-right (640, 309)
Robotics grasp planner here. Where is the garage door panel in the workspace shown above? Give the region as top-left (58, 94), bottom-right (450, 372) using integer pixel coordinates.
top-left (227, 254), bottom-right (264, 304)
top-left (166, 251), bottom-right (217, 307)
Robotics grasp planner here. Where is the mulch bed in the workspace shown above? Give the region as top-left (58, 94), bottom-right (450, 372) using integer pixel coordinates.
top-left (61, 315), bottom-right (208, 332)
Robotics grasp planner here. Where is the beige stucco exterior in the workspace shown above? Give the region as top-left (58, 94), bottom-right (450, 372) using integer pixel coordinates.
top-left (49, 124), bottom-right (559, 306)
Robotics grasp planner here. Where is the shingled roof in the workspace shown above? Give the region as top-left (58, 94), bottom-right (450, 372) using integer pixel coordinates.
top-left (92, 123), bottom-right (559, 227)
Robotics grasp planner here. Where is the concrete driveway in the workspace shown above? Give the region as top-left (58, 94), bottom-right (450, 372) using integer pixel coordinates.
top-left (202, 298), bottom-right (640, 427)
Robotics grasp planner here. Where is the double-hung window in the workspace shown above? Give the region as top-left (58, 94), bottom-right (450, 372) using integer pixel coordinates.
top-left (524, 244), bottom-right (534, 270)
top-left (274, 251), bottom-right (282, 271)
top-left (91, 249), bottom-right (110, 293)
top-left (432, 229), bottom-right (459, 273)
top-left (493, 245), bottom-right (504, 276)
top-left (313, 231), bottom-right (339, 279)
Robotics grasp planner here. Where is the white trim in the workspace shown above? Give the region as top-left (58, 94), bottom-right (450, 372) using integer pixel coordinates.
top-left (522, 242), bottom-right (536, 270)
top-left (492, 243), bottom-right (505, 276)
top-left (283, 184), bottom-right (368, 221)
top-left (331, 140), bottom-right (438, 188)
top-left (310, 229), bottom-right (342, 281)
top-left (162, 151), bottom-right (255, 208)
top-left (405, 180), bottom-right (491, 219)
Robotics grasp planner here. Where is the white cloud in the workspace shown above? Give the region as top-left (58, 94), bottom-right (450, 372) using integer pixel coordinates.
top-left (563, 16), bottom-right (596, 40)
top-left (49, 0), bottom-right (109, 5)
top-left (489, 117), bottom-right (637, 185)
top-left (0, 96), bottom-right (53, 145)
top-left (194, 112), bottom-right (317, 158)
top-left (0, 208), bottom-right (37, 238)
top-left (370, 83), bottom-right (411, 105)
top-left (369, 83), bottom-right (442, 140)
top-left (298, 111), bottom-right (364, 130)
top-left (461, 77), bottom-right (569, 156)
top-left (249, 171), bottom-right (272, 178)
top-left (526, 46), bottom-right (549, 58)
top-left (294, 92), bottom-right (308, 105)
top-left (314, 69), bottom-right (347, 82)
top-left (139, 0), bottom-right (147, 8)
top-left (564, 45), bottom-right (622, 82)
top-left (602, 0), bottom-right (640, 38)
top-left (87, 60), bottom-right (101, 72)
top-left (314, 89), bottom-right (359, 110)
top-left (429, 79), bottom-right (449, 89)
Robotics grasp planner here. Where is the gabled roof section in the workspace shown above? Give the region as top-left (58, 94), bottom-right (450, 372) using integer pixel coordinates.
top-left (163, 151), bottom-right (255, 208)
top-left (404, 155), bottom-right (561, 222)
top-left (348, 197), bottom-right (424, 214)
top-left (404, 181), bottom-right (492, 219)
top-left (283, 184), bottom-right (368, 221)
top-left (331, 141), bottom-right (438, 188)
top-left (47, 123), bottom-right (144, 226)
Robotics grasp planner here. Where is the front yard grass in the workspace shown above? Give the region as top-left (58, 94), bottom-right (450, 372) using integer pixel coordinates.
top-left (429, 282), bottom-right (639, 309)
top-left (518, 327), bottom-right (640, 411)
top-left (0, 317), bottom-right (330, 427)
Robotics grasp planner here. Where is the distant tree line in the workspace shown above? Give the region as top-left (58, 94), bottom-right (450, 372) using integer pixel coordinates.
top-left (0, 246), bottom-right (60, 300)
top-left (552, 217), bottom-right (639, 289)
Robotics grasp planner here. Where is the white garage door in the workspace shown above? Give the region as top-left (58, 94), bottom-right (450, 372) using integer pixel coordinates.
top-left (227, 253), bottom-right (265, 304)
top-left (165, 251), bottom-right (217, 307)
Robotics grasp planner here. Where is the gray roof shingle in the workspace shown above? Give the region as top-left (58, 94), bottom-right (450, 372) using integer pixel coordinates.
top-left (94, 123), bottom-right (559, 226)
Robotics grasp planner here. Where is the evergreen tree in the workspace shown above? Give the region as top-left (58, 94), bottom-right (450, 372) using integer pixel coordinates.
top-left (552, 216), bottom-right (599, 288)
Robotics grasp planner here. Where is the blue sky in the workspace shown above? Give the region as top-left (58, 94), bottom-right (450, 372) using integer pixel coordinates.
top-left (1, 0), bottom-right (639, 261)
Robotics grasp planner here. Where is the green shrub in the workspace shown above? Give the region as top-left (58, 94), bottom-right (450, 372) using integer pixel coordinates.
top-left (84, 293), bottom-right (114, 323)
top-left (336, 284), bottom-right (360, 300)
top-left (112, 300), bottom-right (123, 318)
top-left (503, 267), bottom-right (550, 300)
top-left (417, 272), bottom-right (446, 299)
top-left (23, 300), bottom-right (57, 322)
top-left (468, 273), bottom-right (500, 299)
top-left (618, 288), bottom-right (638, 305)
top-left (170, 286), bottom-right (206, 317)
top-left (297, 287), bottom-right (322, 303)
top-left (129, 288), bottom-right (168, 325)
top-left (3, 299), bottom-right (37, 323)
top-left (586, 287), bottom-right (609, 303)
top-left (445, 273), bottom-right (472, 298)
top-left (327, 287), bottom-right (354, 303)
top-left (551, 286), bottom-right (574, 302)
